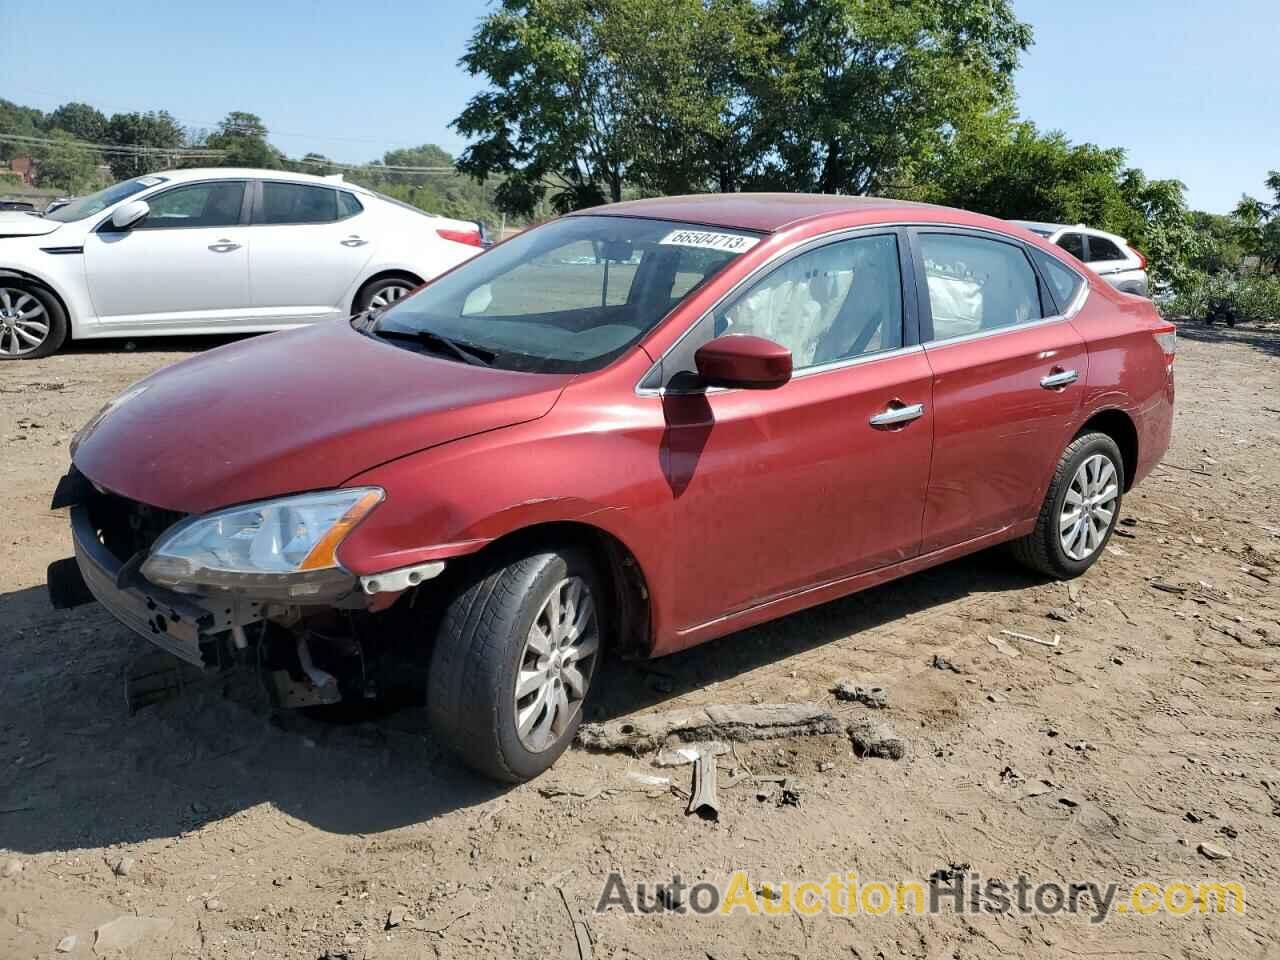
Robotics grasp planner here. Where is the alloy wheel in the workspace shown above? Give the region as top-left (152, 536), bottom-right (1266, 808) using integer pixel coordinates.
top-left (1059, 453), bottom-right (1119, 561)
top-left (514, 576), bottom-right (599, 752)
top-left (0, 287), bottom-right (50, 357)
top-left (368, 284), bottom-right (411, 310)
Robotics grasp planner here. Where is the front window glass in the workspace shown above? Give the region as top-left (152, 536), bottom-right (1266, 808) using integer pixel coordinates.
top-left (920, 233), bottom-right (1043, 341)
top-left (134, 181), bottom-right (245, 230)
top-left (714, 234), bottom-right (904, 369)
top-left (373, 216), bottom-right (759, 373)
top-left (43, 177), bottom-right (166, 223)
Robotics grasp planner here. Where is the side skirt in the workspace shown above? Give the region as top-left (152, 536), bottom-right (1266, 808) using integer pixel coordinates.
top-left (657, 519), bottom-right (1035, 657)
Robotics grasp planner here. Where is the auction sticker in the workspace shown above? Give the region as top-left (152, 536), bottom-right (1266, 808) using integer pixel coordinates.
top-left (659, 229), bottom-right (760, 253)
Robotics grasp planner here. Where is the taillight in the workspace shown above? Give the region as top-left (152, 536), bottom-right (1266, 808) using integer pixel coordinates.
top-left (1155, 328), bottom-right (1176, 363)
top-left (437, 228), bottom-right (484, 248)
top-left (1132, 248), bottom-right (1148, 270)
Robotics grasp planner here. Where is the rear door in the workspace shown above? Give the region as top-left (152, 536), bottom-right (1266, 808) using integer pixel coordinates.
top-left (84, 179), bottom-right (251, 326)
top-left (245, 181), bottom-right (375, 323)
top-left (912, 228), bottom-right (1087, 553)
top-left (660, 229), bottom-right (935, 632)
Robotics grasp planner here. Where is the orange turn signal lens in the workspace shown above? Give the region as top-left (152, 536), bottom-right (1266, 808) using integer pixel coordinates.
top-left (298, 489), bottom-right (383, 571)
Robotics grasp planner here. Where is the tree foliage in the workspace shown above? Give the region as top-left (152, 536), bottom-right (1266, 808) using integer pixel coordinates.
top-left (103, 111), bottom-right (186, 179)
top-left (453, 0), bottom-right (1032, 215)
top-left (203, 111), bottom-right (282, 168)
top-left (34, 131), bottom-right (98, 193)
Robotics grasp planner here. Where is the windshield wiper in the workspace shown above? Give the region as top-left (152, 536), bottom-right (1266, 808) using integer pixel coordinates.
top-left (373, 327), bottom-right (495, 367)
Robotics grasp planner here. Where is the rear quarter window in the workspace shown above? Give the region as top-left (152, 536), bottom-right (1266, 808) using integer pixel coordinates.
top-left (1031, 249), bottom-right (1086, 313)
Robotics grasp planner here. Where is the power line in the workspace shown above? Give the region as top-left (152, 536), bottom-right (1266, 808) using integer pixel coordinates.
top-left (0, 133), bottom-right (465, 175)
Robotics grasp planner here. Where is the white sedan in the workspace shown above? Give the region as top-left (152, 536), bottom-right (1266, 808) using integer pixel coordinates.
top-left (0, 168), bottom-right (486, 359)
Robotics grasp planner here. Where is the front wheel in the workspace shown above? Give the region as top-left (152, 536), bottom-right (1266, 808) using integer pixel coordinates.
top-left (427, 547), bottom-right (603, 782)
top-left (1010, 432), bottom-right (1124, 579)
top-left (0, 282), bottom-right (67, 359)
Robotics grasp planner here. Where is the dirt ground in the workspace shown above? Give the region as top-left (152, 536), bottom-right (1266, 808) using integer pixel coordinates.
top-left (2, 325), bottom-right (1278, 959)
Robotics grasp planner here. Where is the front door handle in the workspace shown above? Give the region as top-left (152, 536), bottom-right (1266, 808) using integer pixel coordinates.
top-left (869, 401), bottom-right (925, 427)
top-left (340, 235), bottom-right (368, 247)
top-left (1040, 368), bottom-right (1079, 389)
top-left (208, 239), bottom-right (241, 253)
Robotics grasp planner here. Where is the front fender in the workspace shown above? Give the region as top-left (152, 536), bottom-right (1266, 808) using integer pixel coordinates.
top-left (334, 408), bottom-right (676, 631)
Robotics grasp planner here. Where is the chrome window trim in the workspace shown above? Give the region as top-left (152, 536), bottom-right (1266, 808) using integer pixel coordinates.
top-left (634, 220), bottom-right (1089, 396)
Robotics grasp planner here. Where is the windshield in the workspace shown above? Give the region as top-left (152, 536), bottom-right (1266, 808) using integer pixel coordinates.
top-left (373, 215), bottom-right (760, 373)
top-left (43, 176), bottom-right (167, 223)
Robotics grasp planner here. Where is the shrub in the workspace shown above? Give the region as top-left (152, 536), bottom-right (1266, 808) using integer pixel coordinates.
top-left (1167, 272), bottom-right (1280, 322)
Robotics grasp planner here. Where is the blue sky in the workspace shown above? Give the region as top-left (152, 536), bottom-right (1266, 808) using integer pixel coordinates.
top-left (3, 0), bottom-right (1276, 213)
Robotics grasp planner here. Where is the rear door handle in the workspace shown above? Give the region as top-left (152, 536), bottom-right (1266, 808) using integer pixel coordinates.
top-left (208, 239), bottom-right (240, 253)
top-left (341, 235), bottom-right (368, 247)
top-left (1040, 368), bottom-right (1079, 389)
top-left (869, 402), bottom-right (925, 427)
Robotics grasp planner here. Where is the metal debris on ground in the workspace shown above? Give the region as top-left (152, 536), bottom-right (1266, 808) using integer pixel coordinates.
top-left (832, 680), bottom-right (888, 708)
top-left (577, 703), bottom-right (840, 754)
top-left (929, 654), bottom-right (962, 673)
top-left (687, 749), bottom-right (721, 820)
top-left (1001, 629), bottom-right (1060, 649)
top-left (653, 742), bottom-right (728, 767)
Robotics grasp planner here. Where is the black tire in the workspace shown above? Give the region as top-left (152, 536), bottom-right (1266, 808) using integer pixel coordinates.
top-left (352, 275), bottom-right (420, 316)
top-left (427, 547), bottom-right (603, 782)
top-left (1009, 432), bottom-right (1124, 579)
top-left (0, 280), bottom-right (67, 360)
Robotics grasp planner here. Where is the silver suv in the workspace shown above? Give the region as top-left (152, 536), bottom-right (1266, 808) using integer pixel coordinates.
top-left (1012, 221), bottom-right (1149, 297)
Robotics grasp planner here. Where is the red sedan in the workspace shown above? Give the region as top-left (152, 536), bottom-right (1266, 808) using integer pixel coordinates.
top-left (50, 194), bottom-right (1175, 781)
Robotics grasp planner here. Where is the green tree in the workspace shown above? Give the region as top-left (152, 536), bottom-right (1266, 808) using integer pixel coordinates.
top-left (1233, 171), bottom-right (1280, 272)
top-left (104, 111), bottom-right (186, 179)
top-left (205, 111), bottom-right (282, 168)
top-left (35, 130), bottom-right (99, 193)
top-left (453, 0), bottom-right (628, 216)
top-left (0, 98), bottom-right (47, 163)
top-left (748, 0), bottom-right (1032, 194)
top-left (47, 102), bottom-right (108, 142)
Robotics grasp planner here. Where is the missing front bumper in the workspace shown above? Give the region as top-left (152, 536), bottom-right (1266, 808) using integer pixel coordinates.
top-left (57, 504), bottom-right (265, 669)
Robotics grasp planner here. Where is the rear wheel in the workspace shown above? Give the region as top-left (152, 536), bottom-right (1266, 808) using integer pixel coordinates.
top-left (1010, 432), bottom-right (1124, 579)
top-left (0, 282), bottom-right (66, 359)
top-left (427, 547), bottom-right (603, 782)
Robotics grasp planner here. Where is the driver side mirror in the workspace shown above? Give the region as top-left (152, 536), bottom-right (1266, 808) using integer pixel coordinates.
top-left (694, 335), bottom-right (792, 389)
top-left (110, 200), bottom-right (150, 231)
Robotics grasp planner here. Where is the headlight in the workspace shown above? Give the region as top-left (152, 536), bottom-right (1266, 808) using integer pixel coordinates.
top-left (140, 488), bottom-right (383, 596)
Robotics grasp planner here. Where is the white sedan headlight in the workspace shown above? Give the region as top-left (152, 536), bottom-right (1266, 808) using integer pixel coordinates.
top-left (141, 488), bottom-right (383, 596)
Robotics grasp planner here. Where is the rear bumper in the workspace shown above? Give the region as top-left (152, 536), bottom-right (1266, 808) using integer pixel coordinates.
top-left (64, 504), bottom-right (259, 668)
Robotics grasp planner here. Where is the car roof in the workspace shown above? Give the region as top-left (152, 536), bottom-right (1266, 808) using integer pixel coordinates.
top-left (1010, 219), bottom-right (1130, 245)
top-left (149, 167), bottom-right (358, 188)
top-left (576, 193), bottom-right (978, 233)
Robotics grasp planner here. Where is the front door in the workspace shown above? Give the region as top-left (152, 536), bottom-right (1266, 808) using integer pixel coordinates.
top-left (663, 231), bottom-right (935, 633)
top-left (84, 179), bottom-right (251, 326)
top-left (913, 228), bottom-right (1088, 553)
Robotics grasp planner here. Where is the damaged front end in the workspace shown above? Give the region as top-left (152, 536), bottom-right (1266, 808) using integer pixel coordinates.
top-left (47, 466), bottom-right (443, 710)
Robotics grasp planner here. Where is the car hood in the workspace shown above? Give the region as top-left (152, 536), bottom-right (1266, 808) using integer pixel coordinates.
top-left (0, 212), bottom-right (63, 237)
top-left (72, 321), bottom-right (573, 514)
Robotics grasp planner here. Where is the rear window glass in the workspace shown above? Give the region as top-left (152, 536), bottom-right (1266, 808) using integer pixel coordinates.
top-left (257, 182), bottom-right (339, 224)
top-left (1086, 236), bottom-right (1125, 262)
